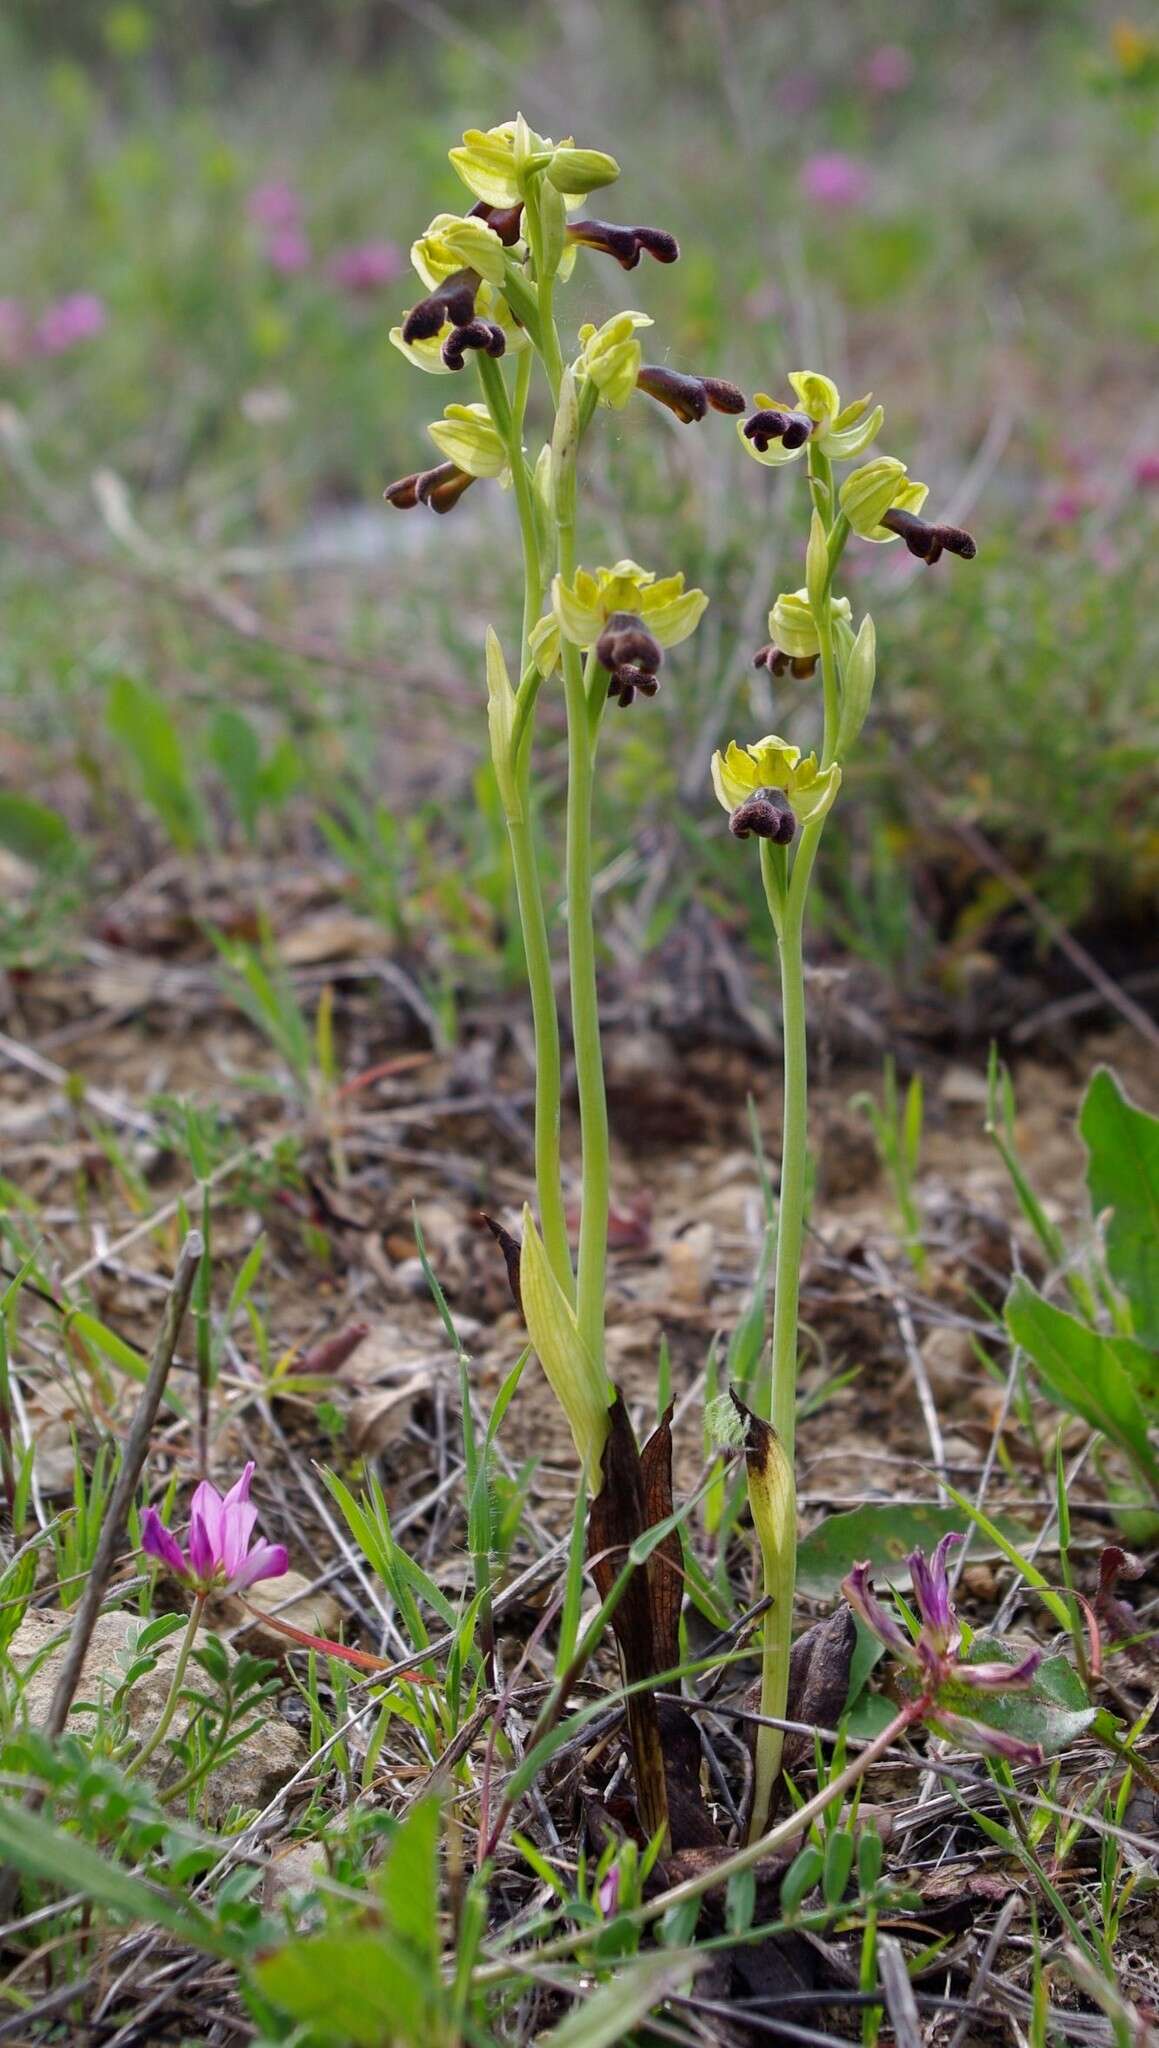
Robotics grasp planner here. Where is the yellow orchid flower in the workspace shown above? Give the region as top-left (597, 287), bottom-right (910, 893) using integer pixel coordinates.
top-left (449, 117), bottom-right (619, 211)
top-left (739, 370), bottom-right (883, 469)
top-left (710, 735), bottom-right (841, 831)
top-left (410, 211), bottom-right (509, 289)
top-left (426, 402), bottom-right (509, 481)
top-left (538, 560), bottom-right (708, 707)
top-left (767, 588), bottom-right (852, 662)
top-left (839, 456), bottom-right (929, 541)
top-left (575, 310), bottom-right (653, 410)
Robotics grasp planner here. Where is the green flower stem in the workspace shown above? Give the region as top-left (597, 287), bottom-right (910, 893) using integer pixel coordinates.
top-left (476, 352), bottom-right (572, 1300)
top-left (127, 1593), bottom-right (206, 1778)
top-left (521, 183), bottom-right (564, 400)
top-left (748, 440), bottom-right (847, 1832)
top-left (552, 338), bottom-right (608, 1370)
top-left (560, 614), bottom-right (609, 1370)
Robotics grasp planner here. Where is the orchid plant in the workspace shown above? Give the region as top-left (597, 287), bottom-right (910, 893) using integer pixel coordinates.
top-left (386, 116), bottom-right (978, 1845)
top-left (721, 368), bottom-right (976, 1834)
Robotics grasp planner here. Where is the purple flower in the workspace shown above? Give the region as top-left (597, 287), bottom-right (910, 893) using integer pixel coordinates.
top-left (598, 1866), bottom-right (620, 1917)
top-left (326, 241), bottom-right (404, 294)
top-left (1133, 452), bottom-right (1159, 489)
top-left (34, 293), bottom-right (107, 356)
top-left (865, 45), bottom-right (914, 95)
top-left (142, 1462), bottom-right (288, 1596)
top-left (843, 1535), bottom-right (1045, 1763)
top-left (265, 227), bottom-right (312, 276)
top-left (247, 180), bottom-right (303, 232)
top-left (799, 153), bottom-right (873, 210)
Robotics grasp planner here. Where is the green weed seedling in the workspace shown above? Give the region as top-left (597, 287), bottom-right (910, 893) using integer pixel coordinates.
top-left (852, 1054), bottom-right (928, 1278)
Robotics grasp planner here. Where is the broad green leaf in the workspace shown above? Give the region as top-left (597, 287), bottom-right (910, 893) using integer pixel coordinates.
top-left (796, 1501), bottom-right (1028, 1600)
top-left (1006, 1279), bottom-right (1159, 1493)
top-left (107, 675), bottom-right (205, 852)
top-left (255, 1929), bottom-right (434, 2046)
top-left (0, 794), bottom-right (77, 869)
top-left (946, 1643), bottom-right (1095, 1754)
top-left (1081, 1067), bottom-right (1159, 1345)
top-left (376, 1797), bottom-right (440, 1968)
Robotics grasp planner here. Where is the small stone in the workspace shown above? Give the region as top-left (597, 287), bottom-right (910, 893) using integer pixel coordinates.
top-left (920, 1323), bottom-right (976, 1395)
top-left (8, 1608), bottom-right (303, 1823)
top-left (216, 1569), bottom-right (343, 1652)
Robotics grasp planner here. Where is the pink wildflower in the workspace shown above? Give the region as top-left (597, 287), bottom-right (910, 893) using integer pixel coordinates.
top-left (34, 293), bottom-right (107, 356)
top-left (247, 180), bottom-right (303, 231)
top-left (327, 241), bottom-right (404, 294)
top-left (1133, 451), bottom-right (1159, 489)
top-left (265, 228), bottom-right (311, 276)
top-left (865, 45), bottom-right (915, 94)
top-left (142, 1462), bottom-right (288, 1596)
top-left (844, 1534), bottom-right (1045, 1763)
top-left (799, 152), bottom-right (873, 210)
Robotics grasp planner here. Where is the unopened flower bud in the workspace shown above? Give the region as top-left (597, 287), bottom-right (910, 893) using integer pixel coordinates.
top-left (729, 787), bottom-right (797, 842)
top-left (545, 145), bottom-right (620, 195)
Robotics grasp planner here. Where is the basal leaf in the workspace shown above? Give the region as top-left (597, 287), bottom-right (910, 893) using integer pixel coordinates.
top-left (1006, 1279), bottom-right (1159, 1494)
top-left (1081, 1067), bottom-right (1159, 1345)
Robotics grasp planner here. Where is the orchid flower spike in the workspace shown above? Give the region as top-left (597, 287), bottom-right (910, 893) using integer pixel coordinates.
top-left (844, 1535), bottom-right (1047, 1763)
top-left (142, 1463), bottom-right (288, 1597)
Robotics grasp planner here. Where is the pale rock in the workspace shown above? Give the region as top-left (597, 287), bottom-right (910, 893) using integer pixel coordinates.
top-left (919, 1322), bottom-right (977, 1395)
top-left (664, 1222), bottom-right (716, 1311)
top-left (8, 1607), bottom-right (303, 1822)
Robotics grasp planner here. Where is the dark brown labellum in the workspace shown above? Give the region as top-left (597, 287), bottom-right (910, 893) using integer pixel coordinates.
top-left (401, 269), bottom-right (480, 344)
top-left (414, 461), bottom-right (476, 514)
top-left (636, 365), bottom-right (708, 423)
top-left (607, 666), bottom-right (661, 708)
top-left (753, 641), bottom-right (818, 679)
top-left (882, 507), bottom-right (977, 564)
top-left (383, 470), bottom-right (422, 509)
top-left (566, 220), bottom-right (680, 270)
top-left (729, 787), bottom-right (797, 842)
top-left (441, 319), bottom-right (506, 369)
top-left (701, 376), bottom-right (747, 415)
top-left (467, 198), bottom-right (525, 245)
top-left (743, 407), bottom-right (813, 454)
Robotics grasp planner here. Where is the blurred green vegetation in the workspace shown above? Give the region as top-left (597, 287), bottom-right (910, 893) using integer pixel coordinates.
top-left (1, 0), bottom-right (1156, 1009)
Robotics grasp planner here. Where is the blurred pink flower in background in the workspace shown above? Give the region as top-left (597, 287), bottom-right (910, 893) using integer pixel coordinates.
top-left (1045, 485), bottom-right (1097, 524)
top-left (799, 152), bottom-right (873, 209)
top-left (265, 227), bottom-right (312, 275)
top-left (865, 45), bottom-right (915, 95)
top-left (34, 293), bottom-right (107, 355)
top-left (247, 179), bottom-right (303, 231)
top-left (0, 299), bottom-right (30, 365)
top-left (1133, 451), bottom-right (1159, 489)
top-left (326, 240), bottom-right (404, 293)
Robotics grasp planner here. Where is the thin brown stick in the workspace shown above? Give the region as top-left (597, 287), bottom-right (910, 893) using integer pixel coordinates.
top-left (0, 1233), bottom-right (201, 1926)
